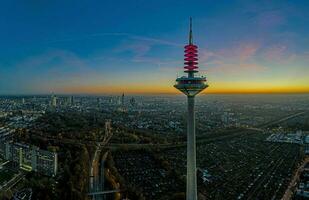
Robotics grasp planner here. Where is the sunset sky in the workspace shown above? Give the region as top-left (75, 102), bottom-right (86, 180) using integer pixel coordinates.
top-left (0, 0), bottom-right (309, 95)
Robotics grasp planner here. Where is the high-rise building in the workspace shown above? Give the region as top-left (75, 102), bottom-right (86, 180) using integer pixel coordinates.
top-left (66, 96), bottom-right (74, 106)
top-left (70, 96), bottom-right (74, 105)
top-left (130, 97), bottom-right (136, 107)
top-left (109, 97), bottom-right (113, 104)
top-left (51, 94), bottom-right (57, 107)
top-left (1, 142), bottom-right (57, 176)
top-left (117, 96), bottom-right (121, 105)
top-left (174, 18), bottom-right (208, 200)
top-left (121, 93), bottom-right (125, 107)
top-left (97, 97), bottom-right (100, 108)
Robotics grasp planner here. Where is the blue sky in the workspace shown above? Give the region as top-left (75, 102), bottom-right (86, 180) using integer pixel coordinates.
top-left (1, 0), bottom-right (309, 94)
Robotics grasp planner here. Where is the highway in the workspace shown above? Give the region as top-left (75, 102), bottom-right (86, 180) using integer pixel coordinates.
top-left (89, 127), bottom-right (113, 200)
top-left (88, 189), bottom-right (121, 196)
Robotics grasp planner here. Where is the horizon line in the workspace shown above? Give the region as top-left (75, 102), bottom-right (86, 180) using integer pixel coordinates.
top-left (1, 91), bottom-right (309, 96)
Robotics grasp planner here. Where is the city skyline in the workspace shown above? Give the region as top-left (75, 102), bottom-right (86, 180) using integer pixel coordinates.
top-left (1, 1), bottom-right (309, 199)
top-left (1, 0), bottom-right (309, 95)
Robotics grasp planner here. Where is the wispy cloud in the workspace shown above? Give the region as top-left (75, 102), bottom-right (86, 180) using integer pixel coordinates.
top-left (45, 32), bottom-right (181, 47)
top-left (255, 9), bottom-right (285, 28)
top-left (113, 33), bottom-right (181, 66)
top-left (263, 44), bottom-right (288, 61)
top-left (129, 35), bottom-right (182, 47)
top-left (16, 50), bottom-right (92, 77)
top-left (4, 49), bottom-right (111, 93)
top-left (44, 32), bottom-right (182, 68)
top-left (215, 43), bottom-right (259, 62)
top-left (44, 33), bottom-right (129, 44)
top-left (205, 62), bottom-right (267, 75)
top-left (197, 42), bottom-right (266, 75)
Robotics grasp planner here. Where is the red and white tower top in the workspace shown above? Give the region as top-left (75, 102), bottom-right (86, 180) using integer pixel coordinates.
top-left (174, 18), bottom-right (208, 96)
top-left (184, 17), bottom-right (199, 76)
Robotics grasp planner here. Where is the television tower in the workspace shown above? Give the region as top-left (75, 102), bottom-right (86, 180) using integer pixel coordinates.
top-left (174, 18), bottom-right (208, 200)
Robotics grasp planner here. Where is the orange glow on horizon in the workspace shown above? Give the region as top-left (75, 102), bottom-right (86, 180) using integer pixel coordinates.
top-left (56, 83), bottom-right (309, 95)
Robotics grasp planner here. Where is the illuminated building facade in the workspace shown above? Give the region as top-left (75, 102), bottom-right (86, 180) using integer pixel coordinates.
top-left (1, 142), bottom-right (57, 176)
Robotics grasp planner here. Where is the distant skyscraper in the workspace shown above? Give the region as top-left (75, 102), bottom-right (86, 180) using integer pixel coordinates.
top-left (121, 93), bottom-right (125, 107)
top-left (70, 96), bottom-right (74, 105)
top-left (65, 96), bottom-right (71, 106)
top-left (97, 97), bottom-right (100, 107)
top-left (117, 96), bottom-right (121, 105)
top-left (51, 94), bottom-right (57, 107)
top-left (109, 97), bottom-right (113, 104)
top-left (22, 98), bottom-right (25, 104)
top-left (130, 97), bottom-right (136, 107)
top-left (174, 18), bottom-right (208, 200)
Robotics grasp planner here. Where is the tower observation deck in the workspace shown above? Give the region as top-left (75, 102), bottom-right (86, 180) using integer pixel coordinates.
top-left (174, 18), bottom-right (208, 200)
